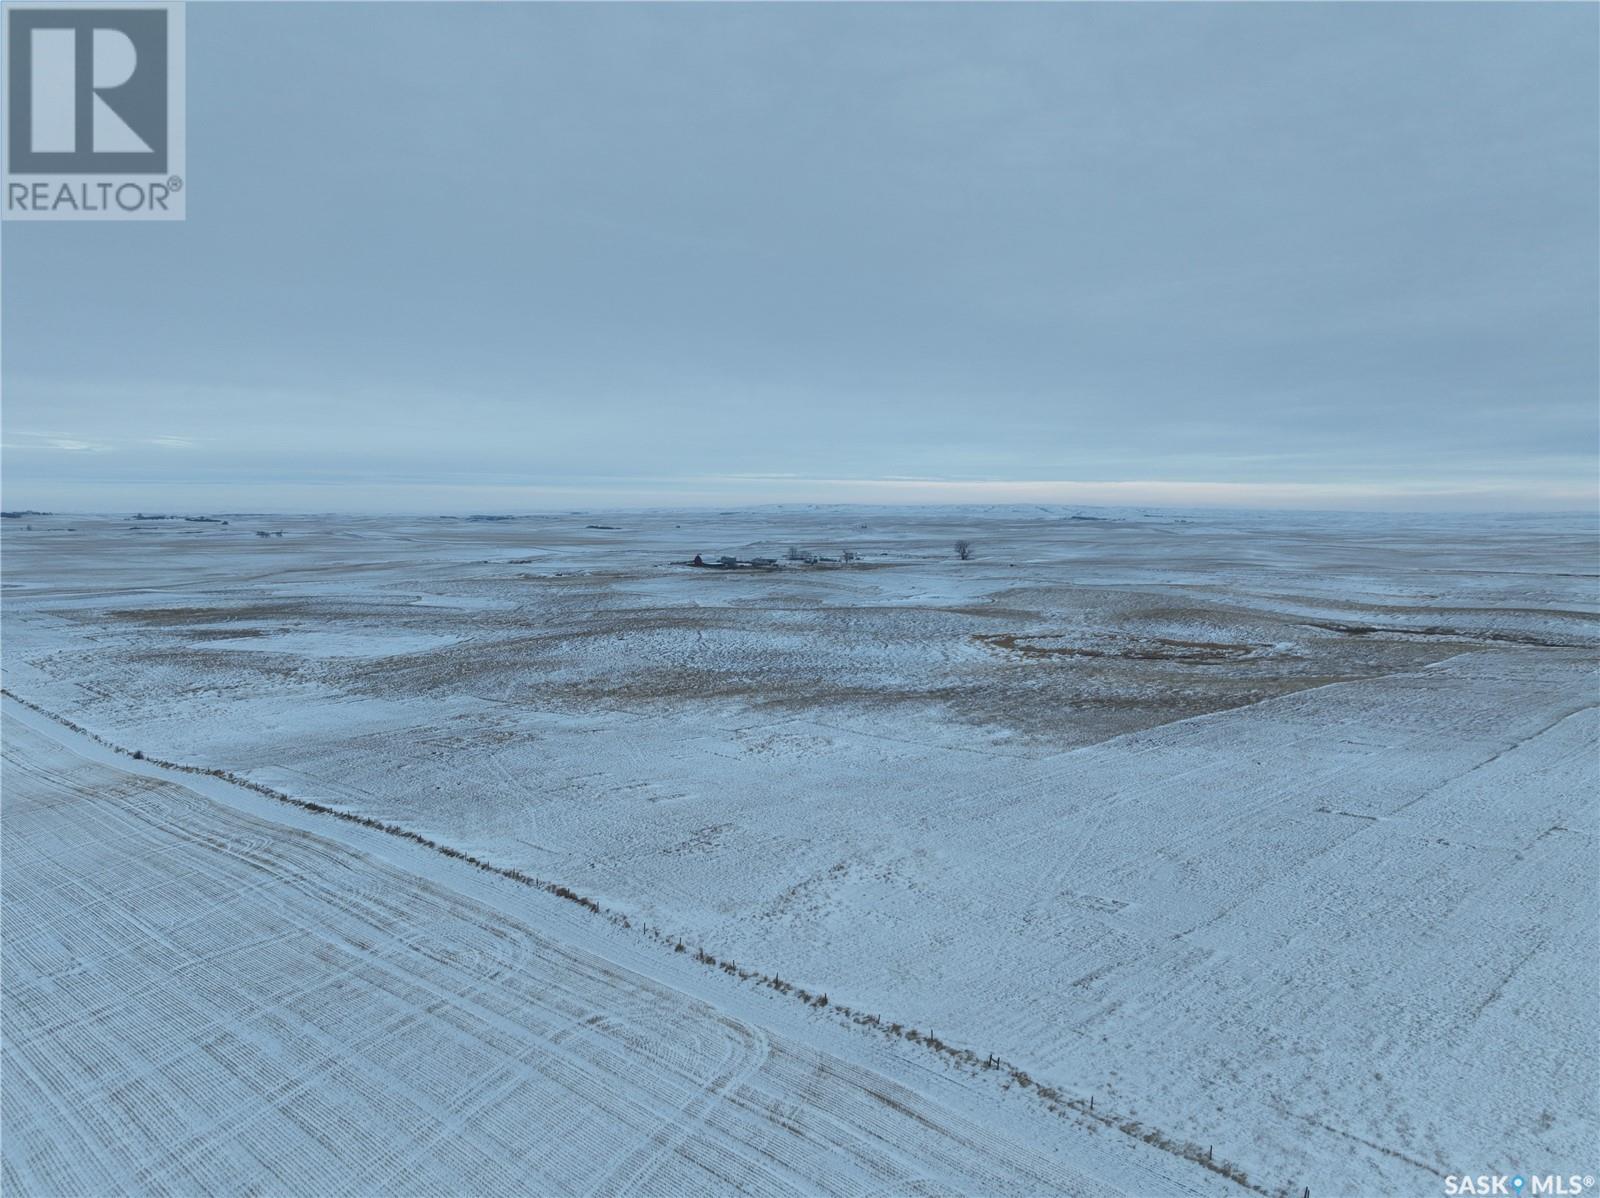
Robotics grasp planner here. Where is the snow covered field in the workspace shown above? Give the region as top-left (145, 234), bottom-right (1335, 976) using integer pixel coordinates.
top-left (6, 705), bottom-right (1166, 1196)
top-left (3, 505), bottom-right (1596, 1196)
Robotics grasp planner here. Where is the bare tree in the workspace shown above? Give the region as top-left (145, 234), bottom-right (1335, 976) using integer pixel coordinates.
top-left (785, 545), bottom-right (805, 561)
top-left (954, 540), bottom-right (975, 560)
top-left (841, 548), bottom-right (859, 563)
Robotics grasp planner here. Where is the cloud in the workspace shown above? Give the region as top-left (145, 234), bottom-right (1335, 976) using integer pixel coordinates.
top-left (1, 431), bottom-right (111, 453)
top-left (1, 4), bottom-right (1593, 512)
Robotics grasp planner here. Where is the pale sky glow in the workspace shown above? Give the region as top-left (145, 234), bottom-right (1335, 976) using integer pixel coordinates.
top-left (3, 2), bottom-right (1597, 513)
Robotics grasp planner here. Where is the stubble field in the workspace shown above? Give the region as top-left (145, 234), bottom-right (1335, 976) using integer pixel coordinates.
top-left (3, 504), bottom-right (1595, 1195)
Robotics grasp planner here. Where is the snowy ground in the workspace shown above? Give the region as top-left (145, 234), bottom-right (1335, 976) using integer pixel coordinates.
top-left (6, 705), bottom-right (1184, 1197)
top-left (2, 505), bottom-right (1596, 1196)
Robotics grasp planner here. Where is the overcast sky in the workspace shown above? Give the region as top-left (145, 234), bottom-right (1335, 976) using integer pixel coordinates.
top-left (4, 2), bottom-right (1596, 513)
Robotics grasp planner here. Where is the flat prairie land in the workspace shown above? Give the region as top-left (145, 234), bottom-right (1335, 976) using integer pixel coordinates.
top-left (3, 709), bottom-right (1133, 1197)
top-left (3, 505), bottom-right (1595, 1196)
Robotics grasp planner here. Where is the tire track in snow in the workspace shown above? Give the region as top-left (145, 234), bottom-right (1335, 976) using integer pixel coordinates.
top-left (3, 706), bottom-right (1142, 1197)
